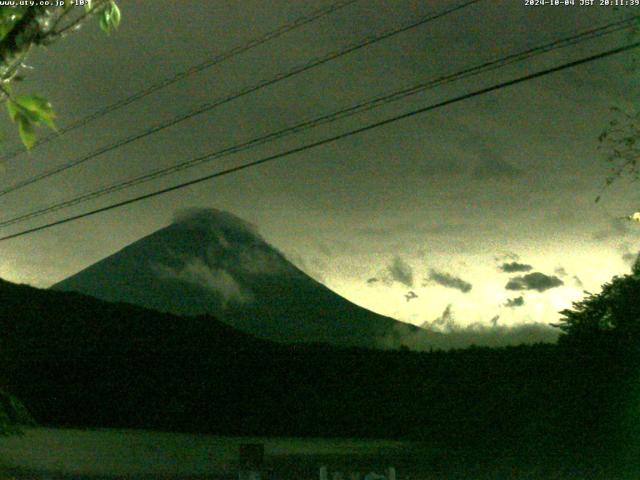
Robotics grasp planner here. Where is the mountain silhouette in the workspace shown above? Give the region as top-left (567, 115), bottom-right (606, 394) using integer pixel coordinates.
top-left (53, 208), bottom-right (432, 348)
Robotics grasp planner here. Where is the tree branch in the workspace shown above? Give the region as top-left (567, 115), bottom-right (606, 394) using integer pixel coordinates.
top-left (52, 0), bottom-right (110, 37)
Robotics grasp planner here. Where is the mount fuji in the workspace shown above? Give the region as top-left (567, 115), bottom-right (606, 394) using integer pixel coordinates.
top-left (53, 208), bottom-right (434, 349)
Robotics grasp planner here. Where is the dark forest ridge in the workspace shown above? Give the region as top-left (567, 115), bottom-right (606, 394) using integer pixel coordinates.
top-left (1, 275), bottom-right (561, 441)
top-left (0, 271), bottom-right (636, 477)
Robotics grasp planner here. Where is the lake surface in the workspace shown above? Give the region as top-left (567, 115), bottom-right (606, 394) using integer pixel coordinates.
top-left (0, 427), bottom-right (422, 479)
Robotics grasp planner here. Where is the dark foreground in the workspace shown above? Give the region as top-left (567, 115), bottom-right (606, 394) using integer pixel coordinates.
top-left (0, 428), bottom-right (636, 480)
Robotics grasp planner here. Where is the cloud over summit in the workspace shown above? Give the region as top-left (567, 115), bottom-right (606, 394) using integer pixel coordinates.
top-left (173, 207), bottom-right (260, 239)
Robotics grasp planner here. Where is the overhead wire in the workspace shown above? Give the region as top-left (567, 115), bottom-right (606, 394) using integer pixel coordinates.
top-left (0, 0), bottom-right (360, 162)
top-left (0, 16), bottom-right (635, 228)
top-left (0, 0), bottom-right (481, 198)
top-left (0, 39), bottom-right (637, 242)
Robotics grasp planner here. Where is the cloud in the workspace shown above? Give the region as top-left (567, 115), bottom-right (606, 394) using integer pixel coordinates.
top-left (554, 267), bottom-right (568, 277)
top-left (387, 256), bottom-right (414, 287)
top-left (622, 252), bottom-right (637, 264)
top-left (620, 243), bottom-right (639, 267)
top-left (154, 258), bottom-right (253, 307)
top-left (415, 160), bottom-right (466, 177)
top-left (472, 157), bottom-right (523, 180)
top-left (555, 267), bottom-right (583, 288)
top-left (592, 217), bottom-right (631, 242)
top-left (421, 304), bottom-right (457, 332)
top-left (358, 222), bottom-right (481, 238)
top-left (425, 269), bottom-right (472, 293)
top-left (505, 272), bottom-right (564, 292)
top-left (431, 322), bottom-right (560, 349)
top-left (173, 207), bottom-right (260, 238)
top-left (494, 252), bottom-right (520, 263)
top-left (499, 262), bottom-right (533, 273)
top-left (384, 306), bottom-right (560, 351)
top-left (458, 128), bottom-right (523, 180)
top-left (404, 291), bottom-right (418, 302)
top-left (172, 207), bottom-right (300, 279)
top-left (287, 252), bottom-right (327, 283)
top-left (235, 246), bottom-right (291, 276)
top-left (366, 277), bottom-right (379, 285)
top-left (504, 296), bottom-right (525, 308)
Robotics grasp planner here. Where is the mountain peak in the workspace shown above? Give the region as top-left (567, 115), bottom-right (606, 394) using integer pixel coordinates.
top-left (171, 208), bottom-right (260, 239)
top-left (53, 207), bottom-right (430, 348)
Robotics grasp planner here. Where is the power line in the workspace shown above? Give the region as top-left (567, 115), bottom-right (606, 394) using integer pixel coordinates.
top-left (0, 16), bottom-right (635, 229)
top-left (1, 39), bottom-right (637, 243)
top-left (0, 0), bottom-right (360, 162)
top-left (0, 0), bottom-right (481, 198)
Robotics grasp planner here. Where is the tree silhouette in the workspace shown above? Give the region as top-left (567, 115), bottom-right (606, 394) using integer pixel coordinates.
top-left (554, 256), bottom-right (640, 348)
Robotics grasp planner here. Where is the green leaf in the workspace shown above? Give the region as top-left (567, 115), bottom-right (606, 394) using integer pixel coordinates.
top-left (6, 94), bottom-right (57, 147)
top-left (17, 115), bottom-right (35, 150)
top-left (110, 2), bottom-right (121, 28)
top-left (99, 9), bottom-right (110, 34)
top-left (15, 94), bottom-right (51, 113)
top-left (14, 94), bottom-right (56, 129)
top-left (0, 7), bottom-right (26, 41)
top-left (99, 2), bottom-right (121, 34)
top-left (6, 99), bottom-right (19, 122)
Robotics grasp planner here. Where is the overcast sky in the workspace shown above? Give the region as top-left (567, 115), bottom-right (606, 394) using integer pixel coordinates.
top-left (0, 0), bottom-right (638, 331)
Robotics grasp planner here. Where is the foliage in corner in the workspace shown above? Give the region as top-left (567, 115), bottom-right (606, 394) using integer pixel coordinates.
top-left (0, 1), bottom-right (121, 150)
top-left (553, 255), bottom-right (640, 348)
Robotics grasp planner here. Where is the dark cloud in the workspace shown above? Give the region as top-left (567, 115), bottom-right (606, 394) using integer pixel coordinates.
top-left (554, 267), bottom-right (583, 288)
top-left (621, 244), bottom-right (639, 266)
top-left (499, 262), bottom-right (533, 273)
top-left (554, 267), bottom-right (568, 277)
top-left (504, 296), bottom-right (525, 308)
top-left (404, 290), bottom-right (418, 302)
top-left (173, 207), bottom-right (259, 237)
top-left (592, 217), bottom-right (631, 242)
top-left (154, 258), bottom-right (253, 307)
top-left (385, 308), bottom-right (560, 351)
top-left (387, 256), bottom-right (414, 287)
top-left (494, 252), bottom-right (520, 263)
top-left (425, 269), bottom-right (472, 293)
top-left (357, 222), bottom-right (482, 238)
top-left (315, 242), bottom-right (333, 257)
top-left (472, 157), bottom-right (523, 180)
top-left (415, 160), bottom-right (466, 177)
top-left (421, 304), bottom-right (457, 331)
top-left (505, 272), bottom-right (564, 292)
top-left (366, 277), bottom-right (379, 285)
top-left (287, 252), bottom-right (328, 283)
top-left (457, 127), bottom-right (523, 181)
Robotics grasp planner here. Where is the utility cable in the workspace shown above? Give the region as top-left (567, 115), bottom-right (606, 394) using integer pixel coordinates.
top-left (0, 17), bottom-right (635, 229)
top-left (0, 0), bottom-right (481, 198)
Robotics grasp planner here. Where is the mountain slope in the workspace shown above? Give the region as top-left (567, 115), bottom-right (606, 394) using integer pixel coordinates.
top-left (52, 208), bottom-right (433, 348)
